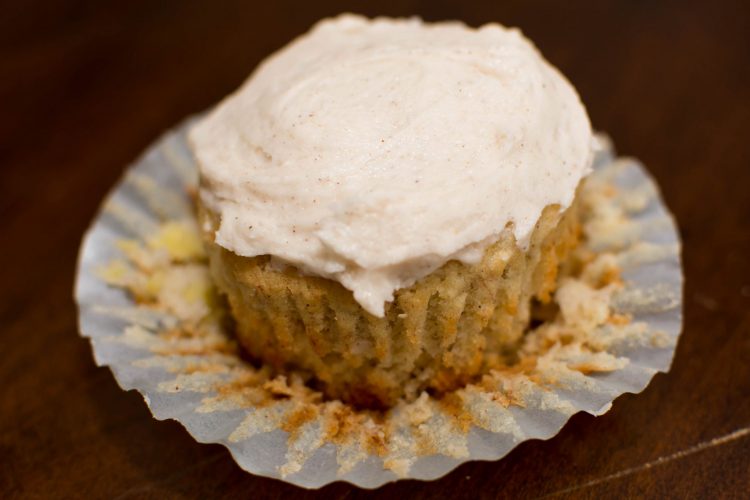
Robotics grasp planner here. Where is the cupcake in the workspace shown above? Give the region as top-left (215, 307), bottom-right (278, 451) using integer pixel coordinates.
top-left (189, 14), bottom-right (592, 408)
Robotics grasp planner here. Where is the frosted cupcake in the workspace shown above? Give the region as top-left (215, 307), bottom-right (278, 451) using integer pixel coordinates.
top-left (189, 15), bottom-right (592, 408)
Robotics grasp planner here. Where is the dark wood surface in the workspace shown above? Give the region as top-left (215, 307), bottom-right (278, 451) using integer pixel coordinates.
top-left (2, 1), bottom-right (749, 498)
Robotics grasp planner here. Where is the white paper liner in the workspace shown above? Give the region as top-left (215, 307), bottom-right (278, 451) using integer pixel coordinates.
top-left (75, 119), bottom-right (683, 489)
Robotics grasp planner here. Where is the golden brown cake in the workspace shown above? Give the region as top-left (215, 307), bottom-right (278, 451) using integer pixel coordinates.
top-left (201, 200), bottom-right (581, 407)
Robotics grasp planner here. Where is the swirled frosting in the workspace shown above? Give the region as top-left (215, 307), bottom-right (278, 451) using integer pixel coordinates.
top-left (189, 14), bottom-right (593, 316)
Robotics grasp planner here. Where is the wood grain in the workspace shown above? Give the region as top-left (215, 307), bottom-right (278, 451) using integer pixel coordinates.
top-left (1, 1), bottom-right (749, 498)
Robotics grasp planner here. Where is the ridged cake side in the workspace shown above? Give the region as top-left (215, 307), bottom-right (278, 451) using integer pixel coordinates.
top-left (200, 193), bottom-right (582, 408)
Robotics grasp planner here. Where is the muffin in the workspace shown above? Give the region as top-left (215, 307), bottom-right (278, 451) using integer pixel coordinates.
top-left (190, 15), bottom-right (592, 408)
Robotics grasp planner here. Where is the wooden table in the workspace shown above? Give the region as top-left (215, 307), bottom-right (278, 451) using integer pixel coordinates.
top-left (2, 1), bottom-right (749, 498)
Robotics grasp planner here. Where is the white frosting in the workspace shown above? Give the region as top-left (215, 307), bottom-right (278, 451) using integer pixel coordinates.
top-left (190, 14), bottom-right (593, 317)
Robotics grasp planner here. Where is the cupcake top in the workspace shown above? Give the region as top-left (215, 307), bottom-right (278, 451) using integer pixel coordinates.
top-left (190, 14), bottom-right (593, 316)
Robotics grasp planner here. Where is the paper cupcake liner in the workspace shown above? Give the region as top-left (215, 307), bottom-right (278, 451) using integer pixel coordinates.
top-left (75, 118), bottom-right (683, 489)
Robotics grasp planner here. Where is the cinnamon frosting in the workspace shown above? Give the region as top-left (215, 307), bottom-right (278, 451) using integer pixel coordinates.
top-left (189, 14), bottom-right (593, 316)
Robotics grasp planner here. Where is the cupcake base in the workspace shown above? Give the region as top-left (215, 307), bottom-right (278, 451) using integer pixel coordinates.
top-left (202, 193), bottom-right (582, 408)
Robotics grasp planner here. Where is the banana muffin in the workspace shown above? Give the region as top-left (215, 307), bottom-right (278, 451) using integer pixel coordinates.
top-left (190, 15), bottom-right (592, 408)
